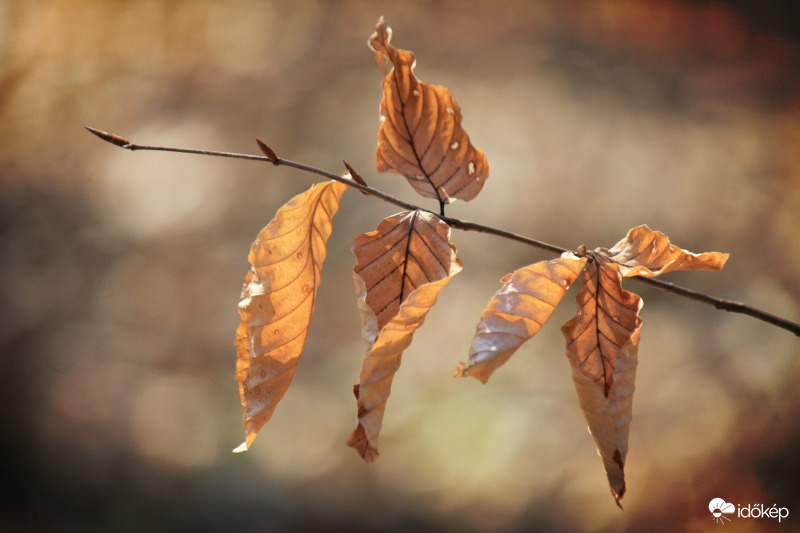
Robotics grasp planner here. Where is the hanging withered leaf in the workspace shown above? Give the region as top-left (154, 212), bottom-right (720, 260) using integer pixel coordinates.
top-left (454, 225), bottom-right (729, 506)
top-left (561, 229), bottom-right (727, 506)
top-left (348, 210), bottom-right (462, 462)
top-left (561, 258), bottom-right (642, 506)
top-left (233, 180), bottom-right (347, 452)
top-left (455, 254), bottom-right (588, 383)
top-left (369, 17), bottom-right (489, 205)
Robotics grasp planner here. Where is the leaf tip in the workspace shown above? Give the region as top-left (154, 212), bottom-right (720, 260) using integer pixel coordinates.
top-left (614, 494), bottom-right (624, 510)
top-left (347, 424), bottom-right (379, 464)
top-left (369, 17), bottom-right (393, 74)
top-left (611, 448), bottom-right (626, 508)
top-left (452, 361), bottom-right (468, 378)
top-left (374, 16), bottom-right (388, 36)
top-left (453, 361), bottom-right (490, 384)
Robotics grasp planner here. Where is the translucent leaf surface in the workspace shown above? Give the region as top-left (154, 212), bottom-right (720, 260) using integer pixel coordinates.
top-left (455, 255), bottom-right (588, 383)
top-left (234, 180), bottom-right (346, 451)
top-left (347, 211), bottom-right (461, 462)
top-left (352, 210), bottom-right (459, 331)
top-left (599, 224), bottom-right (729, 277)
top-left (369, 17), bottom-right (489, 204)
top-left (561, 259), bottom-right (643, 505)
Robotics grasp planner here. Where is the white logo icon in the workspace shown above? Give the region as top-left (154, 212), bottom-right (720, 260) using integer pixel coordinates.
top-left (709, 498), bottom-right (735, 524)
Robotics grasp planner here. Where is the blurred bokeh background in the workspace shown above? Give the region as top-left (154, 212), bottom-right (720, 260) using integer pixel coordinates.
top-left (1, 1), bottom-right (799, 531)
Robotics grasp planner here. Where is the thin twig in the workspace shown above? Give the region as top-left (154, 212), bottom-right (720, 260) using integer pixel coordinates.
top-left (440, 215), bottom-right (568, 255)
top-left (84, 127), bottom-right (564, 252)
top-left (85, 127), bottom-right (800, 336)
top-left (85, 127), bottom-right (418, 209)
top-left (632, 276), bottom-right (800, 335)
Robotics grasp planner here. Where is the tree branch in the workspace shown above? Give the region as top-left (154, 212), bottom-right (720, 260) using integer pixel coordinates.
top-left (632, 276), bottom-right (799, 334)
top-left (85, 127), bottom-right (800, 337)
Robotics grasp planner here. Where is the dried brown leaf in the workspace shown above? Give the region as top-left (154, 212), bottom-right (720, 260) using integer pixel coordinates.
top-left (561, 259), bottom-right (643, 505)
top-left (455, 254), bottom-right (588, 383)
top-left (348, 211), bottom-right (462, 462)
top-left (599, 224), bottom-right (729, 277)
top-left (369, 17), bottom-right (489, 204)
top-left (233, 180), bottom-right (347, 452)
top-left (353, 210), bottom-right (459, 330)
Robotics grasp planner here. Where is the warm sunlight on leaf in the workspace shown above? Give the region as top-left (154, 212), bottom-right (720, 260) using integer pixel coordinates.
top-left (561, 258), bottom-right (643, 505)
top-left (451, 225), bottom-right (729, 505)
top-left (369, 17), bottom-right (489, 205)
top-left (234, 181), bottom-right (347, 452)
top-left (599, 224), bottom-right (729, 277)
top-left (82, 9), bottom-right (800, 514)
top-left (348, 210), bottom-right (462, 462)
top-left (455, 254), bottom-right (588, 383)
top-left (352, 210), bottom-right (460, 330)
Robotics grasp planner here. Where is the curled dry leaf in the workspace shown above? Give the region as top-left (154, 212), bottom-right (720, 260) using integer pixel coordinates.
top-left (348, 210), bottom-right (462, 462)
top-left (369, 17), bottom-right (489, 204)
top-left (599, 224), bottom-right (729, 277)
top-left (234, 180), bottom-right (347, 452)
top-left (352, 210), bottom-right (459, 330)
top-left (455, 254), bottom-right (588, 383)
top-left (561, 258), bottom-right (643, 505)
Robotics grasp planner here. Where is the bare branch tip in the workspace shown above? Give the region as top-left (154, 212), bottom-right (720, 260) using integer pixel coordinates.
top-left (85, 126), bottom-right (131, 148)
top-left (256, 139), bottom-right (279, 165)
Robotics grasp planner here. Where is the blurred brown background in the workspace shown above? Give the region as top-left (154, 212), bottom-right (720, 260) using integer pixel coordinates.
top-left (1, 1), bottom-right (799, 531)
